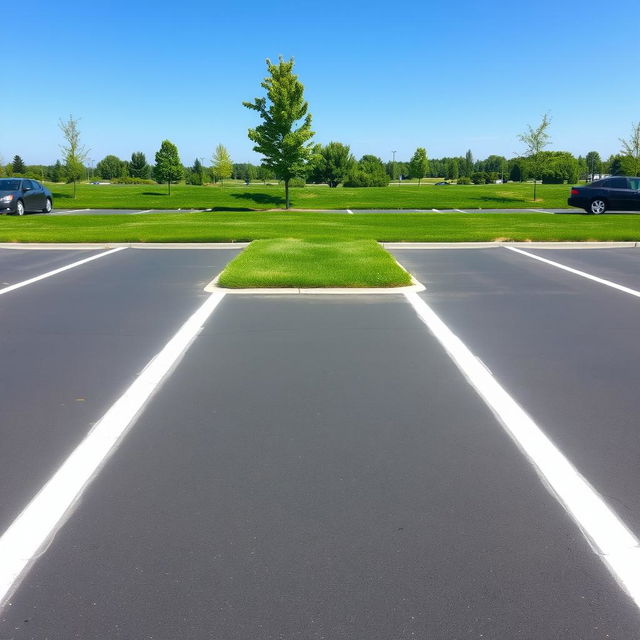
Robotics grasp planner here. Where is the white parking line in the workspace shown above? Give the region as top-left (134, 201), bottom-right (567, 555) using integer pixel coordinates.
top-left (528, 209), bottom-right (555, 214)
top-left (404, 291), bottom-right (640, 611)
top-left (432, 208), bottom-right (441, 213)
top-left (0, 248), bottom-right (126, 297)
top-left (454, 209), bottom-right (467, 213)
top-left (346, 209), bottom-right (353, 214)
top-left (505, 246), bottom-right (640, 298)
top-left (51, 209), bottom-right (91, 215)
top-left (131, 210), bottom-right (153, 215)
top-left (0, 290), bottom-right (226, 607)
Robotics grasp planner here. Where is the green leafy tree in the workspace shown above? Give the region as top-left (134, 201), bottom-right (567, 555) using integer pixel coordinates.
top-left (211, 144), bottom-right (233, 186)
top-left (59, 115), bottom-right (89, 198)
top-left (12, 155), bottom-right (25, 174)
top-left (185, 158), bottom-right (205, 185)
top-left (96, 155), bottom-right (125, 180)
top-left (619, 123), bottom-right (640, 175)
top-left (585, 151), bottom-right (601, 181)
top-left (310, 142), bottom-right (355, 187)
top-left (518, 113), bottom-right (551, 201)
top-left (129, 152), bottom-right (151, 179)
top-left (344, 155), bottom-right (389, 187)
top-left (243, 57), bottom-right (314, 208)
top-left (539, 151), bottom-right (580, 184)
top-left (153, 140), bottom-right (183, 195)
top-left (408, 147), bottom-right (429, 185)
top-left (49, 160), bottom-right (63, 182)
top-left (463, 149), bottom-right (474, 177)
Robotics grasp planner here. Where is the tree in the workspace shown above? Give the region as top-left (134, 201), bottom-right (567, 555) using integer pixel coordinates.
top-left (12, 155), bottom-right (25, 174)
top-left (153, 140), bottom-right (183, 195)
top-left (243, 57), bottom-right (314, 209)
top-left (463, 149), bottom-right (474, 177)
top-left (186, 158), bottom-right (205, 185)
top-left (96, 155), bottom-right (125, 180)
top-left (538, 151), bottom-right (579, 184)
top-left (619, 123), bottom-right (640, 176)
top-left (518, 113), bottom-right (551, 201)
top-left (129, 152), bottom-right (151, 179)
top-left (59, 115), bottom-right (89, 198)
top-left (211, 144), bottom-right (233, 186)
top-left (584, 151), bottom-right (601, 181)
top-left (408, 147), bottom-right (429, 185)
top-left (344, 155), bottom-right (389, 187)
top-left (310, 142), bottom-right (355, 187)
top-left (49, 160), bottom-right (63, 182)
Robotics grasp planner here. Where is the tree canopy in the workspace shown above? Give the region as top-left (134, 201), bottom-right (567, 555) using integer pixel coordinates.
top-left (59, 115), bottom-right (89, 197)
top-left (408, 147), bottom-right (429, 185)
top-left (154, 140), bottom-right (183, 194)
top-left (243, 57), bottom-right (314, 208)
top-left (211, 144), bottom-right (233, 184)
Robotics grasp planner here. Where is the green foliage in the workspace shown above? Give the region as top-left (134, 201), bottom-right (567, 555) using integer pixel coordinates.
top-left (129, 152), bottom-right (151, 179)
top-left (344, 155), bottom-right (389, 187)
top-left (463, 149), bottom-right (474, 177)
top-left (49, 160), bottom-right (64, 182)
top-left (153, 139), bottom-right (183, 194)
top-left (185, 158), bottom-right (205, 185)
top-left (288, 177), bottom-right (306, 187)
top-left (110, 176), bottom-right (155, 184)
top-left (456, 176), bottom-right (471, 185)
top-left (211, 144), bottom-right (233, 184)
top-left (585, 151), bottom-right (601, 180)
top-left (308, 142), bottom-right (355, 187)
top-left (96, 155), bottom-right (126, 180)
top-left (12, 155), bottom-right (25, 174)
top-left (619, 122), bottom-right (640, 175)
top-left (408, 147), bottom-right (429, 185)
top-left (59, 114), bottom-right (89, 197)
top-left (539, 151), bottom-right (579, 184)
top-left (243, 57), bottom-right (315, 208)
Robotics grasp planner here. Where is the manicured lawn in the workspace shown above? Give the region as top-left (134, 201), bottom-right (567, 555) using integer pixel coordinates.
top-left (1, 210), bottom-right (639, 243)
top-left (48, 181), bottom-right (574, 211)
top-left (217, 239), bottom-right (412, 288)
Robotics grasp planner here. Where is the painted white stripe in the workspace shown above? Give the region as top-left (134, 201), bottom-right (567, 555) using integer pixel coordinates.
top-left (346, 209), bottom-right (353, 214)
top-left (432, 208), bottom-right (441, 212)
top-left (131, 210), bottom-right (153, 215)
top-left (404, 291), bottom-right (640, 609)
top-left (527, 208), bottom-right (555, 214)
top-left (0, 248), bottom-right (126, 297)
top-left (505, 246), bottom-right (640, 298)
top-left (51, 209), bottom-right (91, 215)
top-left (454, 209), bottom-right (467, 213)
top-left (0, 291), bottom-right (226, 606)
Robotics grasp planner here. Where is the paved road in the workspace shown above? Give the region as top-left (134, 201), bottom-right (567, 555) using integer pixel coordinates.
top-left (1, 246), bottom-right (640, 638)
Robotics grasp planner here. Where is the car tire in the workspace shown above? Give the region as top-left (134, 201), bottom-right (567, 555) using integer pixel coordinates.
top-left (42, 198), bottom-right (52, 213)
top-left (589, 199), bottom-right (606, 214)
top-left (15, 200), bottom-right (25, 216)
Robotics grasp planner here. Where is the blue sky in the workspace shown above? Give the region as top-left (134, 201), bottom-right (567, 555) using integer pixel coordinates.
top-left (3, 0), bottom-right (638, 166)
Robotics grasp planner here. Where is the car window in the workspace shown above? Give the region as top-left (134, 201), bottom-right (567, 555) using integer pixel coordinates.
top-left (0, 179), bottom-right (21, 191)
top-left (608, 177), bottom-right (628, 189)
top-left (628, 178), bottom-right (640, 190)
top-left (22, 180), bottom-right (34, 189)
top-left (589, 179), bottom-right (605, 187)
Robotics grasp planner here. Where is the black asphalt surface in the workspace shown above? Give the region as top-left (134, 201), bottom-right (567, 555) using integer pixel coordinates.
top-left (1, 246), bottom-right (640, 638)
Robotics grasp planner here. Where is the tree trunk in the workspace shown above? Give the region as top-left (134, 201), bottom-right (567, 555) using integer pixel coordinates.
top-left (73, 179), bottom-right (76, 198)
top-left (533, 179), bottom-right (537, 202)
top-left (285, 178), bottom-right (290, 209)
top-left (168, 180), bottom-right (171, 196)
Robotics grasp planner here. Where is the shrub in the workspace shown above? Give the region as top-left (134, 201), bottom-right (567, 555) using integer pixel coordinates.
top-left (288, 177), bottom-right (306, 188)
top-left (456, 176), bottom-right (471, 185)
top-left (111, 177), bottom-right (156, 185)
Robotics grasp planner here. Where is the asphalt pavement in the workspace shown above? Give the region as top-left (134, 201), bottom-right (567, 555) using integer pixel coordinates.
top-left (1, 245), bottom-right (640, 638)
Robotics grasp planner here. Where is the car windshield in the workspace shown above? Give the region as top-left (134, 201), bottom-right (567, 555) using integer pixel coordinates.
top-left (0, 179), bottom-right (21, 191)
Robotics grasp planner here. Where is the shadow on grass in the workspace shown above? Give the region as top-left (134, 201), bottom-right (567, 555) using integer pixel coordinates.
top-left (476, 195), bottom-right (523, 204)
top-left (230, 192), bottom-right (286, 207)
top-left (142, 191), bottom-right (168, 196)
top-left (52, 192), bottom-right (73, 200)
top-left (211, 206), bottom-right (255, 212)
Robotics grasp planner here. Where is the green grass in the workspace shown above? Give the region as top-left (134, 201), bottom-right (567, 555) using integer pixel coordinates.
top-left (1, 210), bottom-right (639, 243)
top-left (48, 181), bottom-right (574, 211)
top-left (217, 239), bottom-right (412, 288)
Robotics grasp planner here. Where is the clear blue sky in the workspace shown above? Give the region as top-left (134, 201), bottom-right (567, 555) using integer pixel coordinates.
top-left (4, 0), bottom-right (638, 166)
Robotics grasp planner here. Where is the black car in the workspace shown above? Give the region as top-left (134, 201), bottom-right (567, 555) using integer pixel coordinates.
top-left (568, 176), bottom-right (640, 214)
top-left (434, 181), bottom-right (450, 186)
top-left (0, 178), bottom-right (53, 215)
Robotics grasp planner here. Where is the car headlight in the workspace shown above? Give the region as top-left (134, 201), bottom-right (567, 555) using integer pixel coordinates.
top-left (0, 195), bottom-right (14, 203)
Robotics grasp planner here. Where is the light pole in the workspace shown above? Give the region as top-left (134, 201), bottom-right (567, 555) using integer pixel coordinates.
top-left (392, 150), bottom-right (397, 184)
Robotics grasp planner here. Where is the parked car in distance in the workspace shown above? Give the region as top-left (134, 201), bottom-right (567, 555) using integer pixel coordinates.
top-left (0, 178), bottom-right (53, 215)
top-left (434, 181), bottom-right (450, 186)
top-left (568, 176), bottom-right (640, 214)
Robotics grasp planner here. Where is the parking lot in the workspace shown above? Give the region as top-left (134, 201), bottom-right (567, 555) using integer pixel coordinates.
top-left (1, 244), bottom-right (640, 638)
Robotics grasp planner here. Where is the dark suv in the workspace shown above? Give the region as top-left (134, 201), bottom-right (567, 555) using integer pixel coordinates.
top-left (0, 178), bottom-right (53, 215)
top-left (568, 176), bottom-right (640, 214)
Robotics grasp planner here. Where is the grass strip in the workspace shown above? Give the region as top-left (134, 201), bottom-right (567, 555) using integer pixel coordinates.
top-left (1, 211), bottom-right (639, 243)
top-left (47, 182), bottom-right (575, 211)
top-left (217, 239), bottom-right (413, 288)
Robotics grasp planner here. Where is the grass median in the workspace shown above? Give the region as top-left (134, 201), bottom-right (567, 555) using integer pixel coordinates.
top-left (48, 181), bottom-right (572, 211)
top-left (217, 239), bottom-right (412, 288)
top-left (1, 211), bottom-right (639, 243)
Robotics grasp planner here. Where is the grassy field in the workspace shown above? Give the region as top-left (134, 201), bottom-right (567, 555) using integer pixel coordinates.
top-left (217, 239), bottom-right (412, 288)
top-left (1, 210), bottom-right (639, 243)
top-left (48, 181), bottom-right (574, 211)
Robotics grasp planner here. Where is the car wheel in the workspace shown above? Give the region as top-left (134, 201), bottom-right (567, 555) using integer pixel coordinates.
top-left (42, 198), bottom-right (52, 213)
top-left (589, 199), bottom-right (606, 214)
top-left (15, 200), bottom-right (25, 216)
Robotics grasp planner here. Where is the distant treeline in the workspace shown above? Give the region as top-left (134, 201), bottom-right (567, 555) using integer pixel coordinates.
top-left (1, 147), bottom-right (623, 186)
